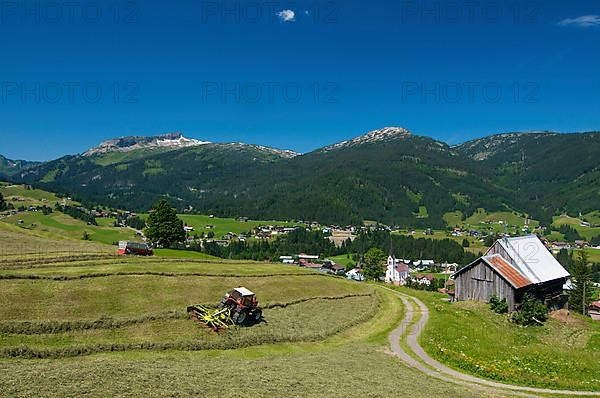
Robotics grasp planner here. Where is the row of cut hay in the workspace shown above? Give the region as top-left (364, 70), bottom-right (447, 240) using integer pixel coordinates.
top-left (0, 254), bottom-right (120, 269)
top-left (0, 293), bottom-right (374, 335)
top-left (0, 295), bottom-right (380, 358)
top-left (0, 270), bottom-right (325, 281)
top-left (0, 256), bottom-right (264, 270)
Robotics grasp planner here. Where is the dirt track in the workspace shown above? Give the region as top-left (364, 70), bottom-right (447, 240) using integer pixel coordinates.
top-left (382, 286), bottom-right (600, 397)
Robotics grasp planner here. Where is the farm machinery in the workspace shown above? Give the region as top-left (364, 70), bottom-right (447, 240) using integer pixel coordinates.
top-left (187, 287), bottom-right (262, 331)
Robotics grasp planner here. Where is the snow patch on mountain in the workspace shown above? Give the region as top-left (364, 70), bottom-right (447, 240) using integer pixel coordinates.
top-left (322, 127), bottom-right (412, 151)
top-left (223, 142), bottom-right (299, 159)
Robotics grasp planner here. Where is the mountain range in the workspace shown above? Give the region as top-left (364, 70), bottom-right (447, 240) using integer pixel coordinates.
top-left (2, 128), bottom-right (599, 227)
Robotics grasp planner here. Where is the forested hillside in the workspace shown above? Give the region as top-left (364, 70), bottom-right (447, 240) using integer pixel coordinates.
top-left (6, 128), bottom-right (600, 227)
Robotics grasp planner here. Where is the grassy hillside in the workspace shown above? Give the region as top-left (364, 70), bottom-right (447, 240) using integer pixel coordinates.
top-left (1, 211), bottom-right (138, 246)
top-left (0, 222), bottom-right (112, 261)
top-left (552, 214), bottom-right (600, 241)
top-left (177, 214), bottom-right (301, 239)
top-left (401, 288), bottom-right (600, 391)
top-left (0, 251), bottom-right (495, 397)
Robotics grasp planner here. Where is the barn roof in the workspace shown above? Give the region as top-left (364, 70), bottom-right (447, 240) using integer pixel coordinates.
top-left (489, 235), bottom-right (570, 284)
top-left (482, 254), bottom-right (532, 289)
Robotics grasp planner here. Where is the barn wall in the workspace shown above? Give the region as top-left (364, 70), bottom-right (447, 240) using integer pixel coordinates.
top-left (455, 261), bottom-right (517, 310)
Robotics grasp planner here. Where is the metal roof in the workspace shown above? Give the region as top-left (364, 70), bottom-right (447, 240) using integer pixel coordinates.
top-left (482, 254), bottom-right (532, 289)
top-left (233, 287), bottom-right (255, 296)
top-left (489, 235), bottom-right (570, 284)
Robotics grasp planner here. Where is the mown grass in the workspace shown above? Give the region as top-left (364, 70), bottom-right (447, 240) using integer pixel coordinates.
top-left (0, 271), bottom-right (369, 321)
top-left (396, 288), bottom-right (600, 391)
top-left (0, 343), bottom-right (493, 398)
top-left (153, 248), bottom-right (219, 259)
top-left (0, 282), bottom-right (496, 397)
top-left (0, 265), bottom-right (509, 397)
top-left (0, 295), bottom-right (379, 357)
top-left (0, 258), bottom-right (316, 275)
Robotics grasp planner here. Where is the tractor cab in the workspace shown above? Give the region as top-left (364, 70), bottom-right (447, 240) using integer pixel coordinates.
top-left (228, 287), bottom-right (256, 307)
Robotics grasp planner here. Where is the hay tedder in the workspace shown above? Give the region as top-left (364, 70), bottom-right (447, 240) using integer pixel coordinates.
top-left (187, 287), bottom-right (262, 331)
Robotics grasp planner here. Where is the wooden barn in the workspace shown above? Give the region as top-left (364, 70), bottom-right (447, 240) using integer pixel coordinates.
top-left (452, 235), bottom-right (570, 311)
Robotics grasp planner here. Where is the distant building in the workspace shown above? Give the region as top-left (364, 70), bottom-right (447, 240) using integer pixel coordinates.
top-left (441, 263), bottom-right (458, 274)
top-left (298, 253), bottom-right (319, 260)
top-left (279, 255), bottom-right (294, 264)
top-left (414, 274), bottom-right (434, 286)
top-left (453, 235), bottom-right (570, 311)
top-left (385, 256), bottom-right (410, 286)
top-left (589, 301), bottom-right (600, 321)
top-left (346, 268), bottom-right (365, 281)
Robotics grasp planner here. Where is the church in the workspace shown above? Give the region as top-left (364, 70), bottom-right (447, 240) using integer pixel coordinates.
top-left (385, 256), bottom-right (411, 286)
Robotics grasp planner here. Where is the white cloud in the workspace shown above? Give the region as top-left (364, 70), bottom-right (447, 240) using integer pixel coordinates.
top-left (558, 15), bottom-right (600, 28)
top-left (276, 9), bottom-right (296, 22)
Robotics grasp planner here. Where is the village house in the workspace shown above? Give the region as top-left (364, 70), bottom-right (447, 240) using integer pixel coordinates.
top-left (453, 235), bottom-right (570, 311)
top-left (413, 274), bottom-right (434, 286)
top-left (298, 253), bottom-right (319, 261)
top-left (589, 301), bottom-right (600, 321)
top-left (574, 240), bottom-right (588, 249)
top-left (441, 263), bottom-right (458, 275)
top-left (299, 259), bottom-right (322, 269)
top-left (346, 268), bottom-right (364, 281)
top-left (384, 256), bottom-right (410, 286)
top-left (328, 263), bottom-right (346, 275)
top-left (279, 255), bottom-right (294, 264)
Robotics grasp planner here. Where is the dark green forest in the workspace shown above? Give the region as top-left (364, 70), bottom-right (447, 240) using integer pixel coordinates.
top-left (7, 130), bottom-right (600, 228)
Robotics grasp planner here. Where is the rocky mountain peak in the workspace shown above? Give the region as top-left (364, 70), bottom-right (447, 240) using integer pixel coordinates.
top-left (83, 132), bottom-right (210, 156)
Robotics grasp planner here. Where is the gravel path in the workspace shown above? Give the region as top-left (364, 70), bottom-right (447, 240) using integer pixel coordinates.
top-left (382, 286), bottom-right (600, 397)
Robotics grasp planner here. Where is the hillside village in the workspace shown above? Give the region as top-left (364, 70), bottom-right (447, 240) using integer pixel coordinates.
top-left (3, 2), bottom-right (600, 394)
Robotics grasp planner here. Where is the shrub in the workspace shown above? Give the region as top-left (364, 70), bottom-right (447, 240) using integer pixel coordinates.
top-left (489, 295), bottom-right (508, 314)
top-left (511, 293), bottom-right (547, 326)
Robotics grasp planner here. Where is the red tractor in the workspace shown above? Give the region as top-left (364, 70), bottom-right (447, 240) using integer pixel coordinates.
top-left (218, 287), bottom-right (262, 325)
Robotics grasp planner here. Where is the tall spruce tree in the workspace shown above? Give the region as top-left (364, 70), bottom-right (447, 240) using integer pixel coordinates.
top-left (569, 251), bottom-right (593, 314)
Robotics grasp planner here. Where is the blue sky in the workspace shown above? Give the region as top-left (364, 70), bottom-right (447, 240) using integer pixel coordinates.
top-left (1, 0), bottom-right (599, 160)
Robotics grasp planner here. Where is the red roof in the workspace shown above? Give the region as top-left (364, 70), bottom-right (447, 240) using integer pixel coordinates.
top-left (301, 262), bottom-right (322, 268)
top-left (590, 301), bottom-right (600, 310)
top-left (395, 264), bottom-right (410, 273)
top-left (484, 254), bottom-right (532, 289)
top-left (416, 274), bottom-right (434, 281)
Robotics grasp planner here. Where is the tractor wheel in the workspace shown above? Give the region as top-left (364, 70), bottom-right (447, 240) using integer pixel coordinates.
top-left (252, 309), bottom-right (262, 322)
top-left (233, 309), bottom-right (248, 325)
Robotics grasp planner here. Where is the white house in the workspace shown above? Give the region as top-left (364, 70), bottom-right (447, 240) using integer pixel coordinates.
top-left (346, 268), bottom-right (365, 281)
top-left (441, 263), bottom-right (458, 274)
top-left (385, 256), bottom-right (410, 286)
top-left (413, 274), bottom-right (434, 286)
